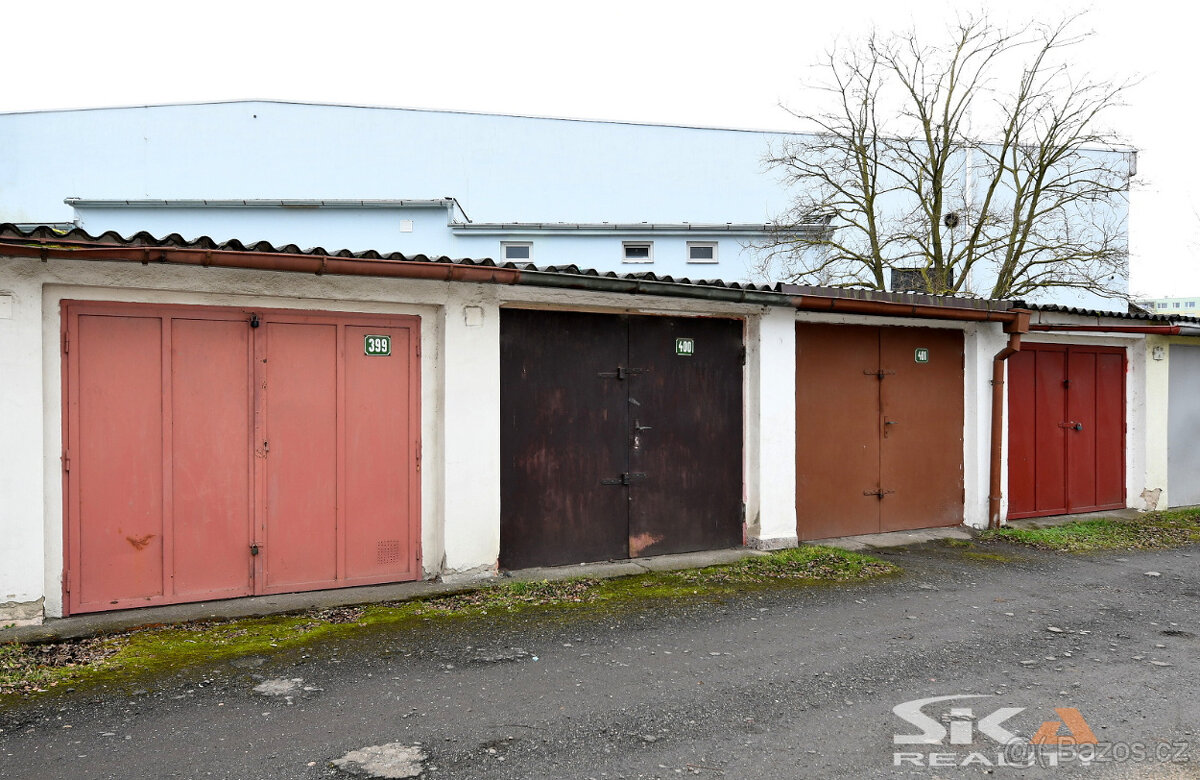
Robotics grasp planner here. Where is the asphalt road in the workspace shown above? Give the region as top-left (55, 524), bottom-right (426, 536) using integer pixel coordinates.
top-left (2, 540), bottom-right (1199, 779)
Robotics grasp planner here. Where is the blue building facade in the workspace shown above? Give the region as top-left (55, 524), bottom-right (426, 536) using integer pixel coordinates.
top-left (0, 100), bottom-right (1129, 305)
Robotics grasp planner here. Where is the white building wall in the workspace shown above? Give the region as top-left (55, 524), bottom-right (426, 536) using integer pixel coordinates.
top-left (746, 307), bottom-right (798, 547)
top-left (1143, 336), bottom-right (1171, 509)
top-left (0, 275), bottom-right (46, 625)
top-left (965, 324), bottom-right (1010, 529)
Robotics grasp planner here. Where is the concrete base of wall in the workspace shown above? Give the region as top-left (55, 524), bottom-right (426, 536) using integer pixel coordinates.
top-left (0, 598), bottom-right (44, 627)
top-left (747, 536), bottom-right (799, 551)
top-left (439, 564), bottom-right (499, 585)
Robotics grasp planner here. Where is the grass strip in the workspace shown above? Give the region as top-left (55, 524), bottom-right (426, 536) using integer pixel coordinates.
top-left (981, 508), bottom-right (1200, 552)
top-left (1, 545), bottom-right (896, 698)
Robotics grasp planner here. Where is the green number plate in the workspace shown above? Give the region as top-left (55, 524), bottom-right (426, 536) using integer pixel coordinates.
top-left (914, 347), bottom-right (930, 363)
top-left (364, 335), bottom-right (392, 356)
top-left (676, 337), bottom-right (695, 357)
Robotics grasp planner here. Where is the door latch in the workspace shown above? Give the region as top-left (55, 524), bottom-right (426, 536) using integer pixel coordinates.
top-left (1058, 421), bottom-right (1084, 431)
top-left (863, 489), bottom-right (896, 499)
top-left (601, 472), bottom-right (647, 486)
top-left (598, 366), bottom-right (648, 380)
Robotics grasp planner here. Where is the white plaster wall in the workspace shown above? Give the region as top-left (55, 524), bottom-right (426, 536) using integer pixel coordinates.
top-left (745, 307), bottom-right (797, 547)
top-left (1143, 336), bottom-right (1170, 509)
top-left (0, 273), bottom-right (46, 620)
top-left (966, 325), bottom-right (1010, 529)
top-left (439, 288), bottom-right (502, 576)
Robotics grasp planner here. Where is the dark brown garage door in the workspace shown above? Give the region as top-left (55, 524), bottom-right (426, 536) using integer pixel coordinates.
top-left (500, 309), bottom-right (744, 569)
top-left (63, 301), bottom-right (422, 615)
top-left (795, 323), bottom-right (965, 540)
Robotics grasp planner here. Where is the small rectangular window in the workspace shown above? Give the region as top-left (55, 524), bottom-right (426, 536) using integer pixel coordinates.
top-left (1175, 302), bottom-right (1182, 308)
top-left (501, 242), bottom-right (532, 262)
top-left (623, 241), bottom-right (653, 263)
top-left (687, 242), bottom-right (718, 263)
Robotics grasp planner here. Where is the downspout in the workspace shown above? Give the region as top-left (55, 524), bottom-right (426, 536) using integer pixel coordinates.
top-left (989, 310), bottom-right (1031, 529)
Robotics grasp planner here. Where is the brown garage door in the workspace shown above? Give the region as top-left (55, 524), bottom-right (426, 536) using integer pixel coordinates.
top-left (795, 323), bottom-right (964, 540)
top-left (63, 301), bottom-right (421, 614)
top-left (500, 309), bottom-right (744, 569)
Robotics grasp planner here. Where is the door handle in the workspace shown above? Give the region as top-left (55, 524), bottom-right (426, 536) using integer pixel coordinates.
top-left (1058, 421), bottom-right (1083, 431)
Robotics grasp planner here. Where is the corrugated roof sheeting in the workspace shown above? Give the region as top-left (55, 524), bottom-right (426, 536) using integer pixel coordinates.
top-left (3, 223), bottom-right (1188, 325)
top-left (1019, 301), bottom-right (1200, 325)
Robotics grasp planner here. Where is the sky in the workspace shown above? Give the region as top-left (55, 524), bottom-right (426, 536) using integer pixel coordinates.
top-left (5, 0), bottom-right (1195, 297)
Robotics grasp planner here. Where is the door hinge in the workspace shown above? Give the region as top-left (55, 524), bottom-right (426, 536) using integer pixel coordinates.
top-left (62, 331), bottom-right (69, 353)
top-left (415, 439), bottom-right (422, 470)
top-left (601, 472), bottom-right (647, 486)
top-left (62, 450), bottom-right (70, 473)
top-left (740, 502), bottom-right (747, 524)
top-left (63, 570), bottom-right (70, 594)
top-left (415, 340), bottom-right (421, 357)
top-left (739, 346), bottom-right (747, 365)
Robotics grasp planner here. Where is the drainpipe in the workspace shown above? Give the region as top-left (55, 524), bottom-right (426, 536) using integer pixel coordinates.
top-left (989, 311), bottom-right (1031, 529)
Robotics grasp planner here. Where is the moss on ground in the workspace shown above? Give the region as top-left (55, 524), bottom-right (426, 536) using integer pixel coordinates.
top-left (0, 545), bottom-right (896, 700)
top-left (981, 508), bottom-right (1200, 552)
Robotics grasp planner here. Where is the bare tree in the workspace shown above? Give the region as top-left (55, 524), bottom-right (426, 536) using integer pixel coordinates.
top-left (757, 16), bottom-right (1134, 300)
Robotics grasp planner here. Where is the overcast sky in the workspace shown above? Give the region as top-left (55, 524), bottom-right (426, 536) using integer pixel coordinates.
top-left (6, 0), bottom-right (1194, 297)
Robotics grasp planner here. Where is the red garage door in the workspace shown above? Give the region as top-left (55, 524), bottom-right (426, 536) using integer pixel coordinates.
top-left (1007, 343), bottom-right (1126, 519)
top-left (63, 301), bottom-right (421, 614)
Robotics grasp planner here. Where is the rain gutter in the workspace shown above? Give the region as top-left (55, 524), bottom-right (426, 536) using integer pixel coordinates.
top-left (1028, 323), bottom-right (1200, 336)
top-left (0, 240), bottom-right (522, 284)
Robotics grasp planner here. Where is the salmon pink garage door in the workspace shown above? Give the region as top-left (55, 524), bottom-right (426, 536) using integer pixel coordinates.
top-left (63, 301), bottom-right (421, 614)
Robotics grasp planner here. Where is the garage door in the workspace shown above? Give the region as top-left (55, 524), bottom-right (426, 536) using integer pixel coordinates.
top-left (1169, 345), bottom-right (1200, 507)
top-left (500, 309), bottom-right (744, 569)
top-left (1007, 343), bottom-right (1125, 519)
top-left (63, 301), bottom-right (421, 614)
top-left (795, 323), bottom-right (965, 540)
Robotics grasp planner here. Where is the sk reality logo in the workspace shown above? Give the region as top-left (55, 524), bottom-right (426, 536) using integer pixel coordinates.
top-left (894, 694), bottom-right (1097, 746)
top-left (892, 695), bottom-right (1101, 768)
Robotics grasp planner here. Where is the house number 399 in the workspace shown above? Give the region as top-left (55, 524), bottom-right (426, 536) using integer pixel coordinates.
top-left (364, 335), bottom-right (392, 356)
